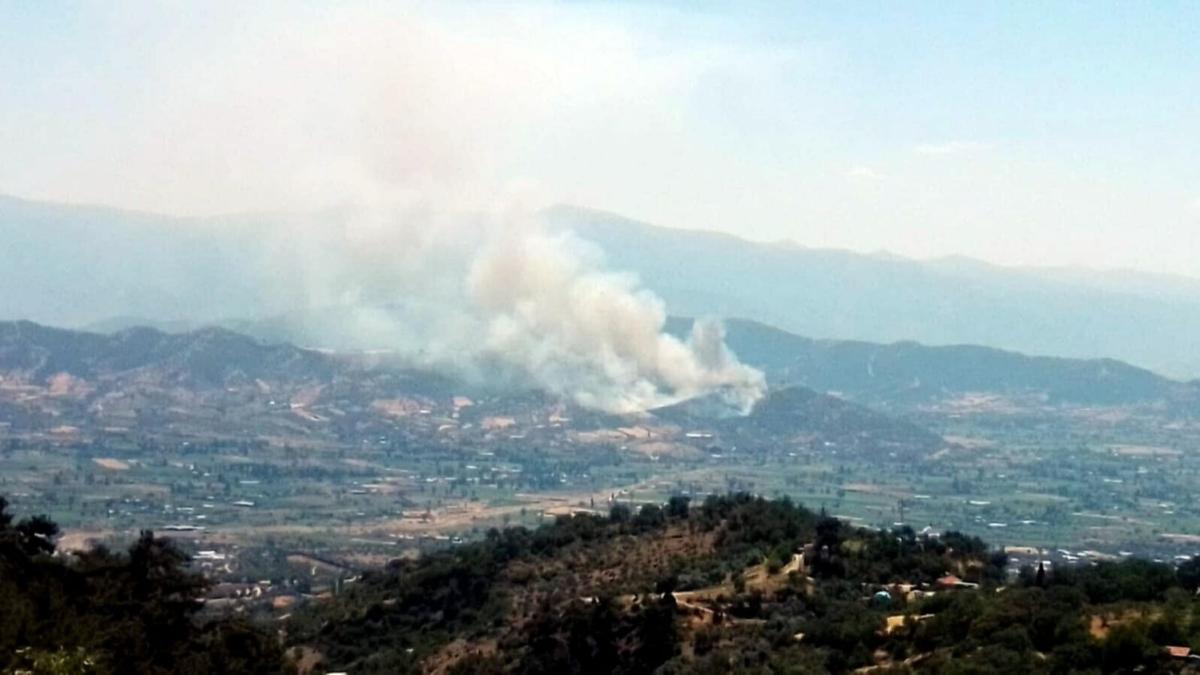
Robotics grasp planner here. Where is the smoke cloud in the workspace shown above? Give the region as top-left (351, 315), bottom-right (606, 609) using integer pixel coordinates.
top-left (257, 199), bottom-right (765, 414)
top-left (2, 3), bottom-right (769, 414)
top-left (149, 5), bottom-right (769, 414)
top-left (467, 221), bottom-right (765, 413)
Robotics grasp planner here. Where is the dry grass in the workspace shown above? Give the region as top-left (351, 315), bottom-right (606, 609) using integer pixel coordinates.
top-left (1110, 444), bottom-right (1181, 457)
top-left (1088, 608), bottom-right (1156, 639)
top-left (92, 457), bottom-right (130, 470)
top-left (424, 638), bottom-right (498, 675)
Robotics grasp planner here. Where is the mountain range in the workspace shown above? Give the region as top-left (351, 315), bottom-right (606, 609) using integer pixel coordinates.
top-left (0, 320), bottom-right (945, 459)
top-left (547, 206), bottom-right (1200, 378)
top-left (668, 318), bottom-right (1196, 408)
top-left (5, 193), bottom-right (1200, 378)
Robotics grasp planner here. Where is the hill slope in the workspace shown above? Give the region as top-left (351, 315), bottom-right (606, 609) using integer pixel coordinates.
top-left (286, 493), bottom-right (1200, 675)
top-left (0, 321), bottom-right (944, 459)
top-left (0, 319), bottom-right (336, 387)
top-left (655, 386), bottom-right (944, 457)
top-left (666, 317), bottom-right (1194, 407)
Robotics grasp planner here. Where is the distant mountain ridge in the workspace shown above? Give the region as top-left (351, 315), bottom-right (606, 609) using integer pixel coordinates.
top-left (0, 320), bottom-right (489, 402)
top-left (6, 193), bottom-right (1200, 376)
top-left (0, 193), bottom-right (281, 327)
top-left (547, 205), bottom-right (1200, 378)
top-left (0, 319), bottom-right (336, 387)
top-left (62, 312), bottom-right (1195, 409)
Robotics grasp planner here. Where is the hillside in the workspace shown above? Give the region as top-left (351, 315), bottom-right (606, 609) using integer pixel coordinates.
top-left (10, 492), bottom-right (1200, 674)
top-left (656, 386), bottom-right (944, 458)
top-left (0, 320), bottom-right (336, 387)
top-left (0, 320), bottom-right (460, 442)
top-left (76, 308), bottom-right (1199, 411)
top-left (0, 321), bottom-right (944, 460)
top-left (284, 493), bottom-right (1200, 675)
top-left (74, 307), bottom-right (1199, 409)
top-left (666, 317), bottom-right (1196, 408)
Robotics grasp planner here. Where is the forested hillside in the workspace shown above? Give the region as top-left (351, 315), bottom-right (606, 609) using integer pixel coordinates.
top-left (8, 492), bottom-right (1200, 673)
top-left (286, 494), bottom-right (1200, 674)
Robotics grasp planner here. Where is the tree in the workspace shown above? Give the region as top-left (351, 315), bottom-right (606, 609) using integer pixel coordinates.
top-left (0, 498), bottom-right (60, 561)
top-left (632, 594), bottom-right (679, 671)
top-left (634, 504), bottom-right (665, 530)
top-left (666, 496), bottom-right (690, 519)
top-left (1177, 556), bottom-right (1200, 591)
top-left (1102, 622), bottom-right (1158, 671)
top-left (609, 503), bottom-right (631, 524)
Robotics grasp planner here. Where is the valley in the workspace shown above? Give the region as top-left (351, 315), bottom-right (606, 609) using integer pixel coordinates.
top-left (5, 319), bottom-right (1200, 601)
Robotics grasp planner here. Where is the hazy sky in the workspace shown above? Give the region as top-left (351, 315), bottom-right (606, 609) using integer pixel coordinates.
top-left (2, 1), bottom-right (1198, 276)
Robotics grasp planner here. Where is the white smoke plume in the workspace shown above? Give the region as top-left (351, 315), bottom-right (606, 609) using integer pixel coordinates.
top-left (15, 3), bottom-right (770, 414)
top-left (467, 220), bottom-right (765, 413)
top-left (259, 198), bottom-right (765, 414)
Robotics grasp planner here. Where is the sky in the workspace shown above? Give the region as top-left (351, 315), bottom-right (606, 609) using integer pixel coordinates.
top-left (2, 1), bottom-right (1199, 276)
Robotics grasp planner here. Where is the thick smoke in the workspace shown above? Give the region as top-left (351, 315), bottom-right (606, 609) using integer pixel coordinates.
top-left (467, 222), bottom-right (764, 413)
top-left (265, 201), bottom-right (765, 414)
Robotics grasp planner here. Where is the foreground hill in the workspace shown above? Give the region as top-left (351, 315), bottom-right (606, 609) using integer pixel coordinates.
top-left (11, 492), bottom-right (1200, 674)
top-left (285, 493), bottom-right (1200, 674)
top-left (667, 317), bottom-right (1198, 408)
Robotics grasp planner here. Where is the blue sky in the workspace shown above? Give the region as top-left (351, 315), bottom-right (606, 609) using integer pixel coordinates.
top-left (2, 1), bottom-right (1198, 275)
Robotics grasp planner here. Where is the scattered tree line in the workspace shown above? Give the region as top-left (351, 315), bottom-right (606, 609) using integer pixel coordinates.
top-left (0, 496), bottom-right (292, 674)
